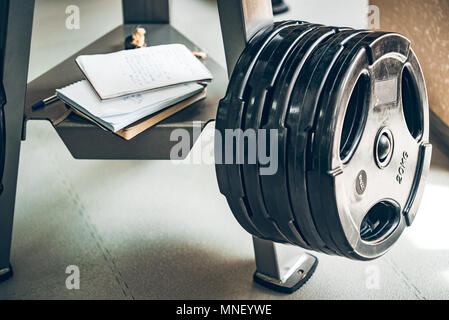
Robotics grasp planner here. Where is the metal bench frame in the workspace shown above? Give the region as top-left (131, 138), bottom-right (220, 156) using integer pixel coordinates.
top-left (0, 0), bottom-right (316, 293)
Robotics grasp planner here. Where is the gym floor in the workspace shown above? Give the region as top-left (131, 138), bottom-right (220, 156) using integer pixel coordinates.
top-left (1, 0), bottom-right (448, 300)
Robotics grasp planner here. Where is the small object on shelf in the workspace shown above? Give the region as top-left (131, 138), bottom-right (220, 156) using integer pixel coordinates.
top-left (125, 26), bottom-right (148, 50)
top-left (192, 47), bottom-right (207, 60)
top-left (31, 94), bottom-right (59, 110)
top-left (192, 50), bottom-right (207, 60)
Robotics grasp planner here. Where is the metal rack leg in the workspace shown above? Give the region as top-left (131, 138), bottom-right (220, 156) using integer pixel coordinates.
top-left (0, 0), bottom-right (35, 282)
top-left (271, 0), bottom-right (289, 15)
top-left (253, 237), bottom-right (317, 293)
top-left (122, 0), bottom-right (170, 24)
top-left (217, 0), bottom-right (318, 293)
top-left (217, 0), bottom-right (273, 76)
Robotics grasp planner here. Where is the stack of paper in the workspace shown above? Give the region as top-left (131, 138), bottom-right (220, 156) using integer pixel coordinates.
top-left (56, 43), bottom-right (213, 137)
top-left (75, 44), bottom-right (213, 100)
top-left (57, 80), bottom-right (204, 132)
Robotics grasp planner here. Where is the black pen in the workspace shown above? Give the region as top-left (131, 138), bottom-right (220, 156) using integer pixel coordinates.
top-left (32, 94), bottom-right (59, 110)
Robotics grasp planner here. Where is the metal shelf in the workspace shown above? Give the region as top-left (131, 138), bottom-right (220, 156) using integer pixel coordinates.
top-left (25, 24), bottom-right (227, 160)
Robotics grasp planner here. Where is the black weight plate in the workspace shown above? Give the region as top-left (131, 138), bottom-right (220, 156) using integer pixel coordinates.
top-left (266, 28), bottom-right (356, 254)
top-left (287, 30), bottom-right (367, 256)
top-left (297, 31), bottom-right (377, 257)
top-left (306, 32), bottom-right (383, 258)
top-left (215, 20), bottom-right (301, 240)
top-left (216, 20), bottom-right (297, 197)
top-left (309, 32), bottom-right (400, 259)
top-left (236, 23), bottom-right (328, 244)
top-left (284, 29), bottom-right (369, 256)
top-left (306, 31), bottom-right (391, 259)
top-left (234, 23), bottom-right (318, 243)
top-left (241, 24), bottom-right (330, 247)
top-left (240, 23), bottom-right (322, 247)
top-left (310, 32), bottom-right (427, 260)
top-left (234, 24), bottom-right (315, 242)
top-left (216, 24), bottom-right (280, 239)
top-left (308, 32), bottom-right (388, 259)
top-left (260, 29), bottom-right (367, 255)
top-left (255, 26), bottom-right (340, 251)
top-left (229, 22), bottom-right (308, 242)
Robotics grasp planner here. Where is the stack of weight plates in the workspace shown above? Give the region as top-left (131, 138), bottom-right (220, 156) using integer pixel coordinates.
top-left (215, 21), bottom-right (432, 260)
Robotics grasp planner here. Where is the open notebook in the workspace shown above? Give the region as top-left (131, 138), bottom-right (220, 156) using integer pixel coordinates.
top-left (56, 80), bottom-right (205, 132)
top-left (76, 44), bottom-right (213, 100)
